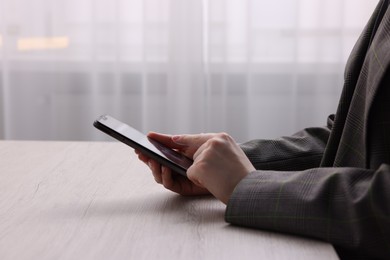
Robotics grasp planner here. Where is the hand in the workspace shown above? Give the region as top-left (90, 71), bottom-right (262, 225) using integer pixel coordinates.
top-left (176, 133), bottom-right (255, 204)
top-left (135, 132), bottom-right (213, 196)
top-left (136, 132), bottom-right (255, 204)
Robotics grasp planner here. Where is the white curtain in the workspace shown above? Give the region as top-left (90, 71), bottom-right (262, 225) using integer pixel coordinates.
top-left (0, 0), bottom-right (378, 142)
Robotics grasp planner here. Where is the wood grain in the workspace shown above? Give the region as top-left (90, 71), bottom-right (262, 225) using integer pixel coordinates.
top-left (0, 141), bottom-right (339, 259)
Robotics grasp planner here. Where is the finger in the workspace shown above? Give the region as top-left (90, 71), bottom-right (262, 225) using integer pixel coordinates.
top-left (137, 153), bottom-right (149, 164)
top-left (192, 140), bottom-right (209, 161)
top-left (147, 132), bottom-right (188, 149)
top-left (172, 133), bottom-right (215, 147)
top-left (149, 160), bottom-right (163, 184)
top-left (161, 166), bottom-right (174, 190)
top-left (186, 166), bottom-right (204, 188)
top-left (192, 133), bottom-right (231, 160)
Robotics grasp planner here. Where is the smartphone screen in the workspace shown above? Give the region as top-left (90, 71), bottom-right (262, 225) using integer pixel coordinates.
top-left (93, 115), bottom-right (192, 176)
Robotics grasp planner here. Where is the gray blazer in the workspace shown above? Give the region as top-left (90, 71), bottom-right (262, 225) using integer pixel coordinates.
top-left (226, 1), bottom-right (390, 259)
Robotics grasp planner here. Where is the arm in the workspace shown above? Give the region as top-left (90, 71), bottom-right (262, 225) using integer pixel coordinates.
top-left (241, 122), bottom-right (331, 171)
top-left (137, 124), bottom-right (331, 200)
top-left (226, 165), bottom-right (390, 259)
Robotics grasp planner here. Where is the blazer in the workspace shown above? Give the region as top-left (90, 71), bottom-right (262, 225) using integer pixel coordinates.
top-left (226, 1), bottom-right (390, 259)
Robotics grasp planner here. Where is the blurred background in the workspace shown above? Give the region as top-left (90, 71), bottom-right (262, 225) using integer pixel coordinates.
top-left (0, 0), bottom-right (378, 142)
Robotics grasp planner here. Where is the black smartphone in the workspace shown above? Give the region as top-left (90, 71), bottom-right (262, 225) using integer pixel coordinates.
top-left (93, 115), bottom-right (192, 177)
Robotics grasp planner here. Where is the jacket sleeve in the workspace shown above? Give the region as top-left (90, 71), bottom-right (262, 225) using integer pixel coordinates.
top-left (240, 116), bottom-right (333, 171)
top-left (225, 165), bottom-right (390, 259)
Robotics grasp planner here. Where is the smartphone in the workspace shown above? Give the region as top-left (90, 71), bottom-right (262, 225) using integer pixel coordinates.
top-left (93, 115), bottom-right (192, 177)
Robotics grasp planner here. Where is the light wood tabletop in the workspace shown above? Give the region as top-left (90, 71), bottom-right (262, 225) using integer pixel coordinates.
top-left (0, 141), bottom-right (339, 259)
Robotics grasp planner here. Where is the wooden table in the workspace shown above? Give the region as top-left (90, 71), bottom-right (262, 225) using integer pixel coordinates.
top-left (0, 141), bottom-right (339, 259)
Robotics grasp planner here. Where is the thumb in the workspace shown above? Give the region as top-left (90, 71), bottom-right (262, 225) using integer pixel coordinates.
top-left (172, 133), bottom-right (214, 147)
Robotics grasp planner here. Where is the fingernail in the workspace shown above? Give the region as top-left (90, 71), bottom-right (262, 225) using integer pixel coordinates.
top-left (172, 135), bottom-right (181, 142)
top-left (148, 161), bottom-right (153, 170)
